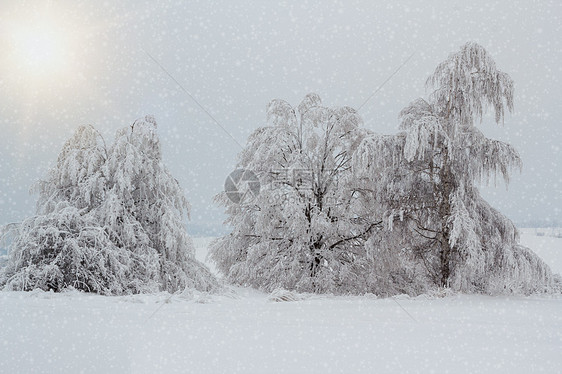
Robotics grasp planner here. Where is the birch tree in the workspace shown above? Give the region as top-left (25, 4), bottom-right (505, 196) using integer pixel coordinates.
top-left (209, 94), bottom-right (380, 293)
top-left (354, 42), bottom-right (555, 294)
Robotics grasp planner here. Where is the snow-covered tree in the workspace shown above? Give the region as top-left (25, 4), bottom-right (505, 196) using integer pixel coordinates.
top-left (101, 117), bottom-right (217, 292)
top-left (354, 42), bottom-right (556, 294)
top-left (0, 116), bottom-right (218, 294)
top-left (209, 94), bottom-right (380, 293)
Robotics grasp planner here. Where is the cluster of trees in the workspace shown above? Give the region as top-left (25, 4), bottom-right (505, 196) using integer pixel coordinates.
top-left (0, 117), bottom-right (218, 295)
top-left (210, 43), bottom-right (557, 296)
top-left (0, 43), bottom-right (557, 296)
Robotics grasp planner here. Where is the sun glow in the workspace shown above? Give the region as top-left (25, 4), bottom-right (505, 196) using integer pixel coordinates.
top-left (19, 31), bottom-right (64, 68)
top-left (11, 23), bottom-right (70, 76)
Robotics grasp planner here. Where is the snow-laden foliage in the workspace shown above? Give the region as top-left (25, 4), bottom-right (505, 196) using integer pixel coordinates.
top-left (210, 94), bottom-right (381, 293)
top-left (1, 117), bottom-right (218, 294)
top-left (354, 42), bottom-right (556, 295)
top-left (427, 42), bottom-right (514, 127)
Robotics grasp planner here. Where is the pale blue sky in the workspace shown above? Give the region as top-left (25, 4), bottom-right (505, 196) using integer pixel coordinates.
top-left (0, 0), bottom-right (560, 234)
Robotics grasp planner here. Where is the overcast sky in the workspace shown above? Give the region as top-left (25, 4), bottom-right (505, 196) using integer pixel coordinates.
top-left (0, 0), bottom-right (560, 234)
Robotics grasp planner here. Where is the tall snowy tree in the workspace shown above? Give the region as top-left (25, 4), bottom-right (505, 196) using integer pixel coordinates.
top-left (0, 116), bottom-right (218, 294)
top-left (354, 42), bottom-right (555, 294)
top-left (210, 94), bottom-right (380, 293)
top-left (101, 117), bottom-right (217, 292)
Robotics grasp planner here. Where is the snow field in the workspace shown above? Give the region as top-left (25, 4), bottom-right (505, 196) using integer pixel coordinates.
top-left (0, 231), bottom-right (560, 374)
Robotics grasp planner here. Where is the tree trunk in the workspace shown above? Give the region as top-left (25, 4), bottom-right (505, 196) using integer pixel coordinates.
top-left (440, 229), bottom-right (451, 287)
top-left (438, 153), bottom-right (454, 287)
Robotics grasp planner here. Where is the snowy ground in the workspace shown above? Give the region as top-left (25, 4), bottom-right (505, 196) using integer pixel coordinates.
top-left (1, 232), bottom-right (561, 374)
